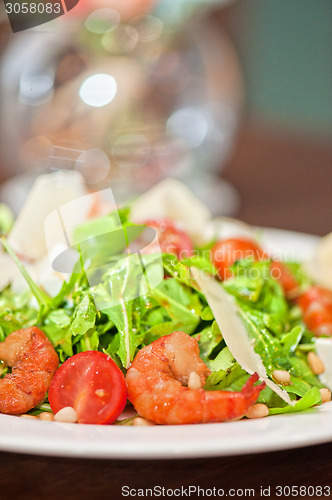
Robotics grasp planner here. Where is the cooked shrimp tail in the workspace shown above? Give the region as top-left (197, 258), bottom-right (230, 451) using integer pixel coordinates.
top-left (0, 327), bottom-right (59, 415)
top-left (242, 372), bottom-right (262, 398)
top-left (126, 331), bottom-right (265, 425)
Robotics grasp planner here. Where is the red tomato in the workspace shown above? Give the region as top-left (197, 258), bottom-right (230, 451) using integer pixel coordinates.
top-left (48, 351), bottom-right (127, 424)
top-left (270, 260), bottom-right (299, 295)
top-left (211, 237), bottom-right (265, 280)
top-left (296, 286), bottom-right (332, 336)
top-left (144, 219), bottom-right (193, 259)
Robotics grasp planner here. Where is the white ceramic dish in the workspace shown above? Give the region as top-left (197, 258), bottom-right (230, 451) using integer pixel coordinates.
top-left (1, 401), bottom-right (332, 459)
top-left (0, 227), bottom-right (331, 460)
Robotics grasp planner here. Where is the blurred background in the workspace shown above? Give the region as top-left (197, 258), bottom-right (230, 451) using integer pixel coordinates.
top-left (0, 0), bottom-right (331, 235)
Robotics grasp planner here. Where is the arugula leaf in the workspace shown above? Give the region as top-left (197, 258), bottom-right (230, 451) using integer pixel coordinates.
top-left (156, 278), bottom-right (202, 315)
top-left (149, 283), bottom-right (200, 334)
top-left (70, 294), bottom-right (97, 336)
top-left (284, 376), bottom-right (316, 397)
top-left (224, 274), bottom-right (264, 302)
top-left (93, 255), bottom-right (147, 368)
top-left (205, 363), bottom-right (247, 391)
top-left (237, 305), bottom-right (280, 374)
top-left (79, 328), bottom-right (100, 352)
top-left (144, 321), bottom-right (177, 344)
top-left (43, 318), bottom-right (73, 361)
top-left (286, 261), bottom-right (312, 290)
top-left (67, 293), bottom-right (99, 352)
top-left (103, 299), bottom-right (144, 369)
top-left (162, 254), bottom-right (203, 293)
top-left (207, 346), bottom-right (236, 372)
top-left (0, 287), bottom-right (31, 311)
top-left (268, 387), bottom-right (321, 415)
top-left (50, 268), bottom-right (82, 309)
top-left (73, 209), bottom-right (123, 245)
top-left (0, 307), bottom-right (38, 338)
top-left (0, 288), bottom-right (38, 337)
top-left (288, 354), bottom-right (324, 388)
top-left (200, 306), bottom-right (214, 321)
top-left (46, 309), bottom-right (71, 329)
top-left (180, 255), bottom-right (218, 277)
top-left (281, 326), bottom-right (303, 356)
top-left (1, 235), bottom-right (52, 315)
top-left (194, 322), bottom-right (222, 364)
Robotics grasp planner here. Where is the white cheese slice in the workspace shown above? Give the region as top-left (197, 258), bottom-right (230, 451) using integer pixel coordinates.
top-left (0, 252), bottom-right (21, 291)
top-left (203, 216), bottom-right (257, 244)
top-left (304, 232), bottom-right (332, 290)
top-left (315, 338), bottom-right (332, 390)
top-left (191, 267), bottom-right (294, 406)
top-left (8, 171), bottom-right (90, 261)
top-left (0, 250), bottom-right (41, 294)
top-left (130, 178), bottom-right (211, 246)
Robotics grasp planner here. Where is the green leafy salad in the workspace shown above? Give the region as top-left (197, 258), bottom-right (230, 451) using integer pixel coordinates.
top-left (0, 203), bottom-right (326, 420)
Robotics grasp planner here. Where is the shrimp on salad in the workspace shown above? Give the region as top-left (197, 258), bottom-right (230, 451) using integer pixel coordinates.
top-left (126, 331), bottom-right (265, 425)
top-left (0, 327), bottom-right (59, 415)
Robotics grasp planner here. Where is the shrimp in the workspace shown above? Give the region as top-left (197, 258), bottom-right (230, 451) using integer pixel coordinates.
top-left (126, 331), bottom-right (265, 425)
top-left (0, 327), bottom-right (59, 415)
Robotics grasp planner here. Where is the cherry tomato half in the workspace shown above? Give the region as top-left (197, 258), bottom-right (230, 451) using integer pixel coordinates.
top-left (296, 286), bottom-right (332, 336)
top-left (144, 219), bottom-right (193, 259)
top-left (211, 237), bottom-right (265, 280)
top-left (270, 260), bottom-right (299, 296)
top-left (48, 351), bottom-right (127, 424)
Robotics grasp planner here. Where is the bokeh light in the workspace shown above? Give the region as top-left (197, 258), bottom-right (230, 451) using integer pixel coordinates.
top-left (79, 74), bottom-right (117, 107)
top-left (85, 8), bottom-right (120, 34)
top-left (75, 148), bottom-right (111, 184)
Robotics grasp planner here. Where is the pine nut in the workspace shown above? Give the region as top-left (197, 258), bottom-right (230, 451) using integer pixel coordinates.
top-left (307, 351), bottom-right (325, 375)
top-left (132, 417), bottom-right (154, 426)
top-left (188, 371), bottom-right (203, 390)
top-left (54, 406), bottom-right (78, 423)
top-left (272, 370), bottom-right (291, 385)
top-left (20, 414), bottom-right (38, 420)
top-left (246, 403), bottom-right (269, 419)
top-left (320, 388), bottom-right (331, 404)
top-left (39, 412), bottom-right (54, 421)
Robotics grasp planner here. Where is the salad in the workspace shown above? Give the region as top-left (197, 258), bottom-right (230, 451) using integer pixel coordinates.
top-left (0, 173), bottom-right (331, 426)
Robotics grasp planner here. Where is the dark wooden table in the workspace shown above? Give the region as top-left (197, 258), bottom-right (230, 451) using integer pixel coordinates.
top-left (1, 442), bottom-right (332, 499)
top-left (0, 121), bottom-right (331, 499)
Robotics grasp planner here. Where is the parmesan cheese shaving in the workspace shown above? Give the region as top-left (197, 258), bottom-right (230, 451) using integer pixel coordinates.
top-left (8, 171), bottom-right (90, 261)
top-left (130, 178), bottom-right (211, 246)
top-left (304, 232), bottom-right (332, 291)
top-left (315, 338), bottom-right (332, 391)
top-left (191, 267), bottom-right (295, 406)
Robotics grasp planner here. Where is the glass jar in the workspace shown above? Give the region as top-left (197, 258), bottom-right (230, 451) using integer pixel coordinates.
top-left (0, 1), bottom-right (242, 214)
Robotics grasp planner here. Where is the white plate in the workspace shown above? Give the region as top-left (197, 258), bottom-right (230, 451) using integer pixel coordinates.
top-left (1, 228), bottom-right (331, 459)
